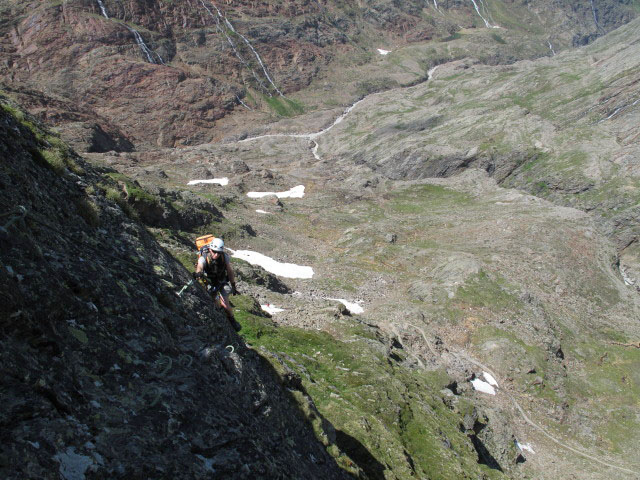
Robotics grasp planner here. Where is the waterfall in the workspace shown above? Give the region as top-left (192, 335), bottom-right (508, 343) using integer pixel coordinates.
top-left (94, 1), bottom-right (163, 64)
top-left (225, 19), bottom-right (284, 96)
top-left (127, 27), bottom-right (163, 64)
top-left (236, 94), bottom-right (252, 111)
top-left (470, 0), bottom-right (492, 28)
top-left (478, 0), bottom-right (496, 24)
top-left (200, 1), bottom-right (282, 96)
top-left (589, 0), bottom-right (600, 30)
top-left (199, 0), bottom-right (269, 93)
top-left (600, 97), bottom-right (640, 122)
top-left (547, 41), bottom-right (556, 56)
top-left (96, 0), bottom-right (108, 18)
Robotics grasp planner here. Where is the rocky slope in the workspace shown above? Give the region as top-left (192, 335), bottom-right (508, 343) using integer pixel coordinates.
top-left (82, 18), bottom-right (640, 480)
top-left (3, 2), bottom-right (640, 480)
top-left (0, 94), bottom-right (541, 479)
top-left (0, 98), bottom-right (359, 479)
top-left (1, 0), bottom-right (638, 149)
top-left (318, 16), bottom-right (640, 275)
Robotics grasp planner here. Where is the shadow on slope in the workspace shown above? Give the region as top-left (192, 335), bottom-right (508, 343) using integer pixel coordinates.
top-left (0, 96), bottom-right (353, 479)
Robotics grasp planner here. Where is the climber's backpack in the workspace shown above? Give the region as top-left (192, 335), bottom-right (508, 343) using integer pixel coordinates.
top-left (195, 234), bottom-right (216, 253)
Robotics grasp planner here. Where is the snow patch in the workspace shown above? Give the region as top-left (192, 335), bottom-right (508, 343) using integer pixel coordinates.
top-left (515, 441), bottom-right (536, 454)
top-left (188, 178), bottom-right (229, 186)
top-left (261, 304), bottom-right (285, 315)
top-left (228, 249), bottom-right (314, 279)
top-left (471, 378), bottom-right (496, 395)
top-left (311, 140), bottom-right (320, 160)
top-left (327, 298), bottom-right (364, 315)
top-left (377, 49), bottom-right (391, 55)
top-left (255, 209), bottom-right (271, 214)
top-left (482, 371), bottom-right (499, 387)
top-left (247, 185), bottom-right (305, 199)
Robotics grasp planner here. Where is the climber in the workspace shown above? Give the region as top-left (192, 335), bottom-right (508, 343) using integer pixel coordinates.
top-left (194, 238), bottom-right (241, 331)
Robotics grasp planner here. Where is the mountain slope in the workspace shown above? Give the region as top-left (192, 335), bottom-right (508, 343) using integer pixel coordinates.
top-left (90, 18), bottom-right (640, 479)
top-left (1, 0), bottom-right (638, 148)
top-left (0, 97), bottom-right (355, 479)
top-left (2, 4), bottom-right (640, 480)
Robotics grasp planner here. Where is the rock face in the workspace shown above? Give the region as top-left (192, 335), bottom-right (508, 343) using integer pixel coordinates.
top-left (0, 99), bottom-right (351, 478)
top-left (0, 0), bottom-right (636, 149)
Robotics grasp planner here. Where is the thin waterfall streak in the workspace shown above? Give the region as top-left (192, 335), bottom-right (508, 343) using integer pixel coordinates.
top-left (224, 17), bottom-right (284, 97)
top-left (605, 107), bottom-right (623, 120)
top-left (200, 0), bottom-right (269, 93)
top-left (479, 0), bottom-right (496, 23)
top-left (96, 0), bottom-right (109, 18)
top-left (236, 95), bottom-right (252, 110)
top-left (548, 41), bottom-right (556, 55)
top-left (600, 98), bottom-right (640, 122)
top-left (207, 0), bottom-right (282, 95)
top-left (479, 0), bottom-right (488, 17)
top-left (590, 0), bottom-right (600, 30)
top-left (470, 0), bottom-right (492, 28)
top-left (128, 27), bottom-right (155, 63)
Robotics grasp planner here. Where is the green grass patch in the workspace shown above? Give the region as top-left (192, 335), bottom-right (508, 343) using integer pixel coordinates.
top-left (235, 303), bottom-right (508, 479)
top-left (264, 96), bottom-right (305, 117)
top-left (470, 326), bottom-right (562, 403)
top-left (490, 33), bottom-right (506, 44)
top-left (1, 100), bottom-right (83, 175)
top-left (388, 184), bottom-right (473, 214)
top-left (453, 271), bottom-right (523, 312)
top-left (441, 32), bottom-right (462, 42)
top-left (103, 172), bottom-right (160, 218)
top-left (105, 186), bottom-right (134, 217)
top-left (75, 198), bottom-right (101, 227)
top-left (564, 342), bottom-right (640, 452)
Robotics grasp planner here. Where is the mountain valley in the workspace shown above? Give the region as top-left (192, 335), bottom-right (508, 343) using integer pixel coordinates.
top-left (2, 1), bottom-right (640, 479)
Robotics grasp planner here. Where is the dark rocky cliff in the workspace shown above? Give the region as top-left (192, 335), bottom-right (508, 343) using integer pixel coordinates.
top-left (0, 99), bottom-right (352, 478)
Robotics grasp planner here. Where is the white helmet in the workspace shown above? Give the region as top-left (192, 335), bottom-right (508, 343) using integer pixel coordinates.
top-left (209, 238), bottom-right (224, 252)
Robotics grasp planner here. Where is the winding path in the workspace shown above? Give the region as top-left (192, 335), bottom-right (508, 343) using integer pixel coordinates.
top-left (404, 322), bottom-right (640, 476)
top-left (238, 66), bottom-right (440, 160)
